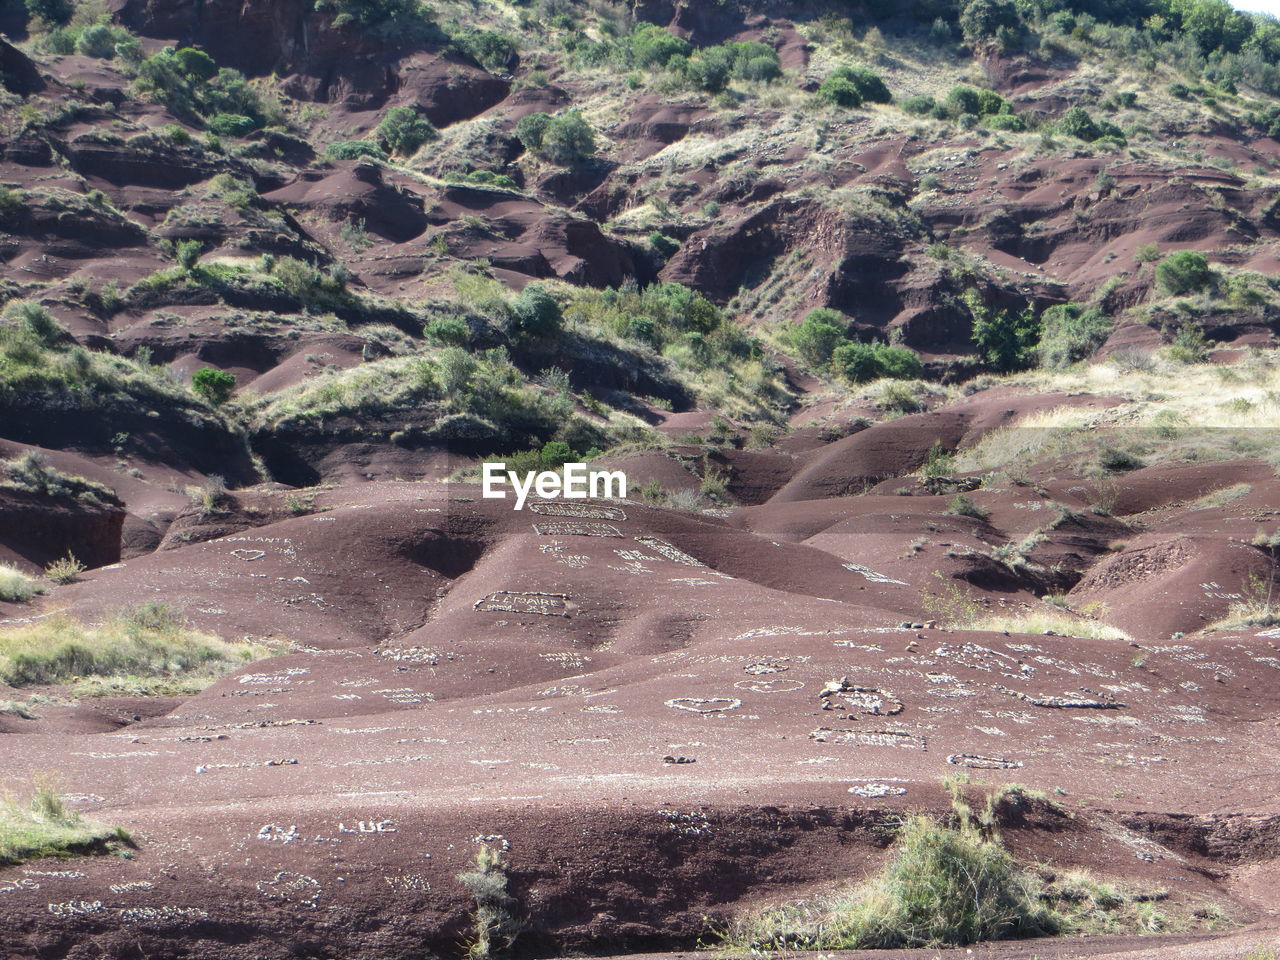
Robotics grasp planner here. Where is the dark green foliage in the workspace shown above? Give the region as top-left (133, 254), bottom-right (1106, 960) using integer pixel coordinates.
top-left (1156, 250), bottom-right (1212, 295)
top-left (648, 232), bottom-right (680, 260)
top-left (683, 41), bottom-right (781, 91)
top-left (191, 368), bottom-right (235, 404)
top-left (324, 140), bottom-right (388, 161)
top-left (1037, 303), bottom-right (1112, 368)
top-left (538, 440), bottom-right (574, 468)
top-left (517, 112), bottom-right (594, 164)
top-left (424, 316), bottom-right (470, 346)
top-left (453, 29), bottom-right (518, 72)
top-left (175, 240), bottom-right (204, 272)
top-left (1057, 106), bottom-right (1100, 140)
top-left (818, 76), bottom-right (863, 107)
top-left (625, 315), bottom-right (657, 346)
top-left (74, 23), bottom-right (130, 58)
top-left (628, 22), bottom-right (691, 68)
top-left (790, 308), bottom-right (848, 365)
top-left (985, 112), bottom-right (1026, 130)
top-left (314, 0), bottom-right (438, 38)
top-left (964, 291), bottom-right (1041, 372)
top-left (511, 284), bottom-right (563, 338)
top-left (901, 94), bottom-right (937, 115)
top-left (447, 169), bottom-right (520, 190)
top-left (959, 0), bottom-right (1023, 46)
top-left (24, 0), bottom-right (71, 25)
top-left (836, 65), bottom-right (892, 103)
top-left (514, 112), bottom-right (552, 153)
top-left (832, 341), bottom-right (923, 383)
top-left (135, 48), bottom-right (275, 131)
top-left (377, 106), bottom-right (437, 156)
top-left (207, 113), bottom-right (257, 136)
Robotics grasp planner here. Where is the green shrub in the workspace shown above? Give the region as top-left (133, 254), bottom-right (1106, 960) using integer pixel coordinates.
top-left (1057, 106), bottom-right (1101, 141)
top-left (818, 76), bottom-right (863, 107)
top-left (1037, 303), bottom-right (1112, 369)
top-left (453, 29), bottom-right (517, 72)
top-left (832, 65), bottom-right (892, 103)
top-left (75, 24), bottom-right (121, 58)
top-left (1156, 250), bottom-right (1212, 295)
top-left (832, 341), bottom-right (923, 383)
top-left (458, 846), bottom-right (524, 960)
top-left (648, 232), bottom-right (680, 259)
top-left (25, 0), bottom-right (72, 25)
top-left (377, 106), bottom-right (437, 156)
top-left (964, 291), bottom-right (1040, 373)
top-left (791, 308), bottom-right (847, 366)
top-left (192, 367), bottom-right (236, 404)
top-left (947, 85), bottom-right (983, 116)
top-left (727, 814), bottom-right (1055, 949)
top-left (175, 239), bottom-right (204, 272)
top-left (517, 112), bottom-right (594, 164)
top-left (207, 112), bottom-right (257, 136)
top-left (1167, 322), bottom-right (1209, 363)
top-left (511, 284), bottom-right (562, 337)
top-left (985, 112), bottom-right (1026, 131)
top-left (948, 493), bottom-right (989, 518)
top-left (424, 315), bottom-right (470, 346)
top-left (628, 22), bottom-right (690, 68)
top-left (901, 94), bottom-right (937, 115)
top-left (325, 139), bottom-right (388, 161)
top-left (960, 0), bottom-right (1024, 48)
top-left (3, 301), bottom-right (63, 347)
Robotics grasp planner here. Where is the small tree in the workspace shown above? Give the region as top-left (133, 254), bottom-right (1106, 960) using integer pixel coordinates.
top-left (964, 291), bottom-right (1040, 373)
top-left (192, 368), bottom-right (236, 404)
top-left (1057, 106), bottom-right (1101, 142)
top-left (511, 284), bottom-right (562, 337)
top-left (1156, 250), bottom-right (1212, 296)
top-left (791, 308), bottom-right (847, 365)
top-left (539, 112), bottom-right (595, 164)
top-left (175, 239), bottom-right (204, 272)
top-left (959, 0), bottom-right (1022, 47)
top-left (377, 106), bottom-right (437, 156)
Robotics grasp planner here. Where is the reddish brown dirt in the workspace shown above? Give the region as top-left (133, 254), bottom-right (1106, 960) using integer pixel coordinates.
top-left (3, 407), bottom-right (1280, 958)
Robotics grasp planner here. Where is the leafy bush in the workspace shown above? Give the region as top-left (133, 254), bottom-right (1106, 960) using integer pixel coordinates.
top-left (135, 47), bottom-right (277, 130)
top-left (818, 75), bottom-right (863, 107)
top-left (453, 29), bottom-right (518, 72)
top-left (682, 41), bottom-right (781, 91)
top-left (325, 139), bottom-right (388, 161)
top-left (901, 94), bottom-right (937, 115)
top-left (1156, 250), bottom-right (1212, 295)
top-left (377, 106), bottom-right (437, 156)
top-left (314, 0), bottom-right (439, 38)
top-left (424, 315), bottom-right (470, 346)
top-left (628, 22), bottom-right (690, 68)
top-left (835, 65), bottom-right (892, 103)
top-left (832, 341), bottom-right (923, 383)
top-left (964, 291), bottom-right (1040, 372)
top-left (648, 232), bottom-right (680, 259)
top-left (960, 0), bottom-right (1024, 48)
top-left (985, 112), bottom-right (1026, 131)
top-left (791, 308), bottom-right (847, 366)
top-left (1037, 303), bottom-right (1112, 369)
top-left (458, 846), bottom-right (524, 960)
top-left (74, 23), bottom-right (133, 58)
top-left (207, 113), bottom-right (257, 136)
top-left (1057, 106), bottom-right (1125, 143)
top-left (517, 111), bottom-right (595, 164)
top-left (24, 0), bottom-right (71, 26)
top-left (192, 367), bottom-right (236, 404)
top-left (511, 284), bottom-right (563, 337)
